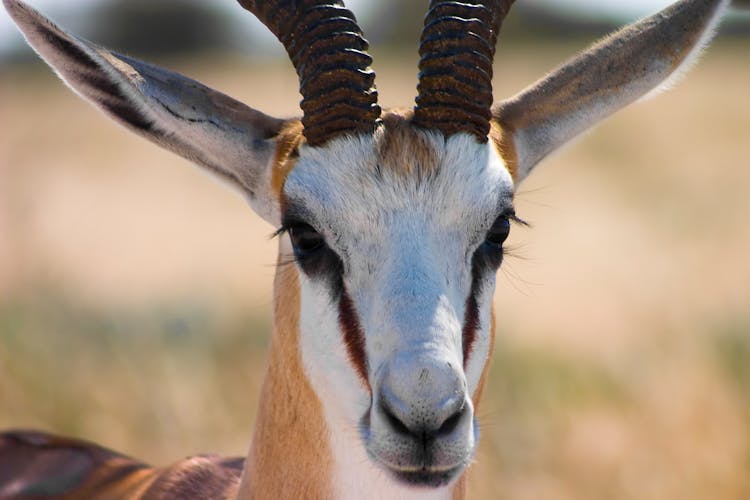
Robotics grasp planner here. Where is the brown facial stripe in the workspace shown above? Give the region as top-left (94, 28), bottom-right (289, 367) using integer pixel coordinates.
top-left (338, 286), bottom-right (370, 389)
top-left (462, 278), bottom-right (481, 367)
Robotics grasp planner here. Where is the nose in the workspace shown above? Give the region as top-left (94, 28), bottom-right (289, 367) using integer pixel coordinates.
top-left (376, 354), bottom-right (470, 441)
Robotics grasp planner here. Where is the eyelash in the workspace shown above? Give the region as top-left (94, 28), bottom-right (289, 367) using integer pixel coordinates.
top-left (272, 224), bottom-right (293, 238)
top-left (508, 213), bottom-right (530, 228)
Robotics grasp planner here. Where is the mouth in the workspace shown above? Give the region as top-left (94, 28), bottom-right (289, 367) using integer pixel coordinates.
top-left (361, 408), bottom-right (477, 489)
top-left (365, 437), bottom-right (472, 489)
top-left (384, 463), bottom-right (466, 488)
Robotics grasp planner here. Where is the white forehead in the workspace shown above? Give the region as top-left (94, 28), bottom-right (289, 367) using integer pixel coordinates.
top-left (283, 131), bottom-right (515, 259)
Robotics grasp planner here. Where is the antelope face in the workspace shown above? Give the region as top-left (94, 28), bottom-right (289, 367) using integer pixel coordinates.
top-left (285, 123), bottom-right (515, 486)
top-left (5, 0), bottom-right (731, 494)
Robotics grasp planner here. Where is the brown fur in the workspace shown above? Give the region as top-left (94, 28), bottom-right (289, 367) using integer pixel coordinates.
top-left (489, 121), bottom-right (519, 182)
top-left (338, 287), bottom-right (370, 388)
top-left (452, 476), bottom-right (468, 500)
top-left (270, 119), bottom-right (305, 201)
top-left (0, 431), bottom-right (243, 499)
top-left (376, 110), bottom-right (441, 177)
top-left (269, 110), bottom-right (518, 206)
top-left (270, 110), bottom-right (453, 198)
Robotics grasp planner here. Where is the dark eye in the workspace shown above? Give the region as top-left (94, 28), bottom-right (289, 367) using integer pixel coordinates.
top-left (485, 216), bottom-right (510, 248)
top-left (289, 223), bottom-right (325, 256)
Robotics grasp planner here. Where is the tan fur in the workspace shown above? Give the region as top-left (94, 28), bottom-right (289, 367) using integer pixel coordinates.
top-left (376, 110), bottom-right (441, 177)
top-left (236, 248), bottom-right (333, 499)
top-left (451, 476), bottom-right (467, 500)
top-left (489, 121), bottom-right (519, 182)
top-left (268, 110), bottom-right (457, 198)
top-left (270, 120), bottom-right (305, 202)
top-left (376, 110), bottom-right (516, 181)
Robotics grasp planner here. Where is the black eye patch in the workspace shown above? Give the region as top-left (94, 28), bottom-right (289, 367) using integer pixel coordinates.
top-left (276, 218), bottom-right (344, 299)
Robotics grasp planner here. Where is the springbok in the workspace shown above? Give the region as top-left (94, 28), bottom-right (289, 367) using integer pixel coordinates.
top-left (0, 0), bottom-right (732, 498)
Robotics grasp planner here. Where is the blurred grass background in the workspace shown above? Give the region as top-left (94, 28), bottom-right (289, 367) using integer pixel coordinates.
top-left (1, 2), bottom-right (750, 499)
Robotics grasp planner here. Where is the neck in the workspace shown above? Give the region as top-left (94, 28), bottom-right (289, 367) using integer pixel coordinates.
top-left (236, 243), bottom-right (467, 499)
top-left (236, 257), bottom-right (333, 499)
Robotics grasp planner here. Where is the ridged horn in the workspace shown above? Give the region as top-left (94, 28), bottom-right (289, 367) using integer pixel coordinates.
top-left (413, 0), bottom-right (515, 142)
top-left (237, 0), bottom-right (381, 146)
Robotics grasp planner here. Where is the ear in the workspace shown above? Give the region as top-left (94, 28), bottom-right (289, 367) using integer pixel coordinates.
top-left (3, 0), bottom-right (291, 225)
top-left (492, 0), bottom-right (730, 184)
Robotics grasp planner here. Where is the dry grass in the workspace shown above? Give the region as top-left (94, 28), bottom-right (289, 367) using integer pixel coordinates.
top-left (1, 40), bottom-right (749, 499)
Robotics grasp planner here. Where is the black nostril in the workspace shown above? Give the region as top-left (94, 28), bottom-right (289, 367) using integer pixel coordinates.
top-left (380, 397), bottom-right (467, 439)
top-left (382, 402), bottom-right (412, 436)
top-left (436, 404), bottom-right (465, 437)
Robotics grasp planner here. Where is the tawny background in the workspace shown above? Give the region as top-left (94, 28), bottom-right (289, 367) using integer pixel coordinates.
top-left (1, 36), bottom-right (748, 499)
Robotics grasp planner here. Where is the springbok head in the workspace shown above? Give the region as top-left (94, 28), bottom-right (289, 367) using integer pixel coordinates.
top-left (3, 0), bottom-right (730, 492)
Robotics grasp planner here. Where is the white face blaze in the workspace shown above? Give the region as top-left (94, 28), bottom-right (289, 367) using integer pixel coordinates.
top-left (283, 129), bottom-right (515, 491)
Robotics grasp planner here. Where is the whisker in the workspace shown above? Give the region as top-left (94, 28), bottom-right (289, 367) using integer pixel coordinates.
top-left (504, 243), bottom-right (533, 263)
top-left (515, 183), bottom-right (555, 200)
